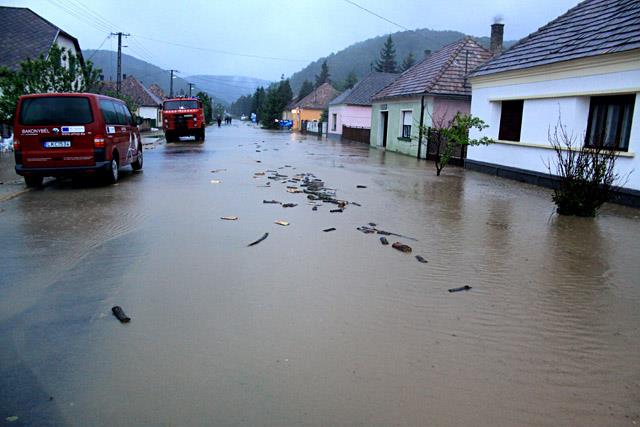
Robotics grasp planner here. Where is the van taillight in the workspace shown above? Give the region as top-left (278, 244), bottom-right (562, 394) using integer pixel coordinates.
top-left (13, 138), bottom-right (20, 150)
top-left (94, 135), bottom-right (106, 148)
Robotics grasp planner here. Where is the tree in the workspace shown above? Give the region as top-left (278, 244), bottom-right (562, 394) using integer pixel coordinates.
top-left (374, 36), bottom-right (398, 73)
top-left (545, 117), bottom-right (627, 217)
top-left (342, 71), bottom-right (358, 90)
top-left (315, 60), bottom-right (330, 88)
top-left (417, 113), bottom-right (494, 176)
top-left (260, 79), bottom-right (293, 129)
top-left (401, 52), bottom-right (416, 72)
top-left (251, 86), bottom-right (266, 124)
top-left (195, 91), bottom-right (213, 124)
top-left (0, 44), bottom-right (101, 124)
top-left (298, 80), bottom-right (314, 99)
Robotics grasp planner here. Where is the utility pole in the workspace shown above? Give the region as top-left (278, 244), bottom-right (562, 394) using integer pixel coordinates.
top-left (110, 32), bottom-right (130, 95)
top-left (169, 69), bottom-right (179, 97)
top-left (188, 83), bottom-right (195, 97)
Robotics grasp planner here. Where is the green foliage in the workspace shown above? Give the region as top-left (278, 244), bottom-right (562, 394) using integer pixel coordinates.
top-left (341, 71), bottom-right (358, 90)
top-left (418, 113), bottom-right (494, 176)
top-left (319, 109), bottom-right (328, 123)
top-left (401, 52), bottom-right (416, 72)
top-left (195, 91), bottom-right (213, 124)
top-left (251, 86), bottom-right (266, 123)
top-left (213, 102), bottom-right (225, 118)
top-left (298, 80), bottom-right (314, 99)
top-left (314, 61), bottom-right (330, 88)
top-left (546, 119), bottom-right (624, 217)
top-left (261, 79), bottom-right (293, 129)
top-left (0, 44), bottom-right (101, 123)
top-left (229, 93), bottom-right (253, 116)
top-left (374, 36), bottom-right (398, 73)
top-left (288, 29), bottom-right (512, 93)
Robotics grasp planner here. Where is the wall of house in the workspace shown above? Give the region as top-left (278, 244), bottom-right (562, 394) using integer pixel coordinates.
top-left (467, 52), bottom-right (640, 190)
top-left (55, 34), bottom-right (80, 66)
top-left (138, 106), bottom-right (160, 122)
top-left (370, 98), bottom-right (430, 157)
top-left (328, 104), bottom-right (373, 136)
top-left (292, 108), bottom-right (322, 130)
top-left (433, 98), bottom-right (471, 127)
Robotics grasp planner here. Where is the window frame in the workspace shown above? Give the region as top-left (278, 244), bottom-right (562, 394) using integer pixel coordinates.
top-left (401, 110), bottom-right (412, 139)
top-left (584, 94), bottom-right (635, 152)
top-left (498, 99), bottom-right (524, 142)
top-left (331, 113), bottom-right (337, 131)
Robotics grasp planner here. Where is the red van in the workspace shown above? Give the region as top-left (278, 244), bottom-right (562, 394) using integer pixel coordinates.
top-left (14, 93), bottom-right (143, 187)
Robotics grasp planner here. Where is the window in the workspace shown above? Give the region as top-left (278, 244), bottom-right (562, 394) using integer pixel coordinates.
top-left (332, 113), bottom-right (337, 131)
top-left (401, 110), bottom-right (412, 138)
top-left (498, 100), bottom-right (524, 141)
top-left (163, 100), bottom-right (198, 110)
top-left (99, 99), bottom-right (118, 124)
top-left (585, 94), bottom-right (635, 151)
top-left (20, 97), bottom-right (93, 125)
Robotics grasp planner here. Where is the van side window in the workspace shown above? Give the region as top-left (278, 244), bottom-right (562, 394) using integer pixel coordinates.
top-left (114, 103), bottom-right (127, 125)
top-left (99, 99), bottom-right (118, 124)
top-left (122, 104), bottom-right (133, 125)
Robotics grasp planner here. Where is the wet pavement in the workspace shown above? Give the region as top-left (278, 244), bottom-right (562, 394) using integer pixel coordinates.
top-left (1, 122), bottom-right (639, 426)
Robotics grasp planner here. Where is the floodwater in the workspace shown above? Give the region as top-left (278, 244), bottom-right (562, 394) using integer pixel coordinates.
top-left (1, 123), bottom-right (639, 426)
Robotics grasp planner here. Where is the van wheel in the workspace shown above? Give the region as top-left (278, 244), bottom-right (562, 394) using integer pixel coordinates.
top-left (199, 129), bottom-right (205, 142)
top-left (131, 145), bottom-right (143, 171)
top-left (105, 157), bottom-right (119, 184)
top-left (24, 176), bottom-right (43, 188)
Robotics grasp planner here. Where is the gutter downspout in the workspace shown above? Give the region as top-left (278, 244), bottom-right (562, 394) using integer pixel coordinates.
top-left (417, 94), bottom-right (425, 160)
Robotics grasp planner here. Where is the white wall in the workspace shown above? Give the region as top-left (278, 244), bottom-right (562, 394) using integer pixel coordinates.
top-left (138, 106), bottom-right (159, 120)
top-left (54, 34), bottom-right (80, 66)
top-left (468, 54), bottom-right (640, 191)
top-left (328, 104), bottom-right (373, 136)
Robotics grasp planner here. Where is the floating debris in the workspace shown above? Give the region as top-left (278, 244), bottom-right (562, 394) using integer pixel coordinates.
top-left (282, 203), bottom-right (298, 208)
top-left (323, 227), bottom-right (336, 232)
top-left (415, 255), bottom-right (428, 263)
top-left (210, 169), bottom-right (226, 173)
top-left (312, 206), bottom-right (318, 211)
top-left (448, 285), bottom-right (472, 293)
top-left (380, 237), bottom-right (389, 245)
top-left (274, 220), bottom-right (290, 226)
top-left (330, 209), bottom-right (343, 213)
top-left (368, 222), bottom-right (377, 227)
top-left (287, 188), bottom-right (302, 194)
top-left (210, 179), bottom-right (222, 184)
top-left (392, 242), bottom-right (412, 253)
top-left (356, 185), bottom-right (367, 188)
top-left (6, 416), bottom-right (18, 422)
top-left (112, 306), bottom-right (131, 323)
top-left (248, 232), bottom-right (269, 247)
top-left (256, 160), bottom-right (262, 163)
top-left (220, 216), bottom-right (238, 221)
top-left (263, 200), bottom-right (281, 204)
top-left (351, 202), bottom-right (362, 207)
top-left (254, 172), bottom-right (265, 176)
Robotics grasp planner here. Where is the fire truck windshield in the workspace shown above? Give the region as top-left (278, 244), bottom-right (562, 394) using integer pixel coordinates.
top-left (164, 100), bottom-right (198, 110)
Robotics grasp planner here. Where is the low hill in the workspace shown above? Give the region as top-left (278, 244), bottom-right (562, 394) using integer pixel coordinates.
top-left (85, 50), bottom-right (269, 104)
top-left (289, 28), bottom-right (515, 93)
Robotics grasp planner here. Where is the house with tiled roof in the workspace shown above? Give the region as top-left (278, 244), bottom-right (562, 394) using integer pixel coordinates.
top-left (370, 36), bottom-right (493, 158)
top-left (466, 0), bottom-right (640, 203)
top-left (327, 72), bottom-right (398, 143)
top-left (100, 75), bottom-right (163, 130)
top-left (0, 7), bottom-right (84, 71)
top-left (287, 83), bottom-right (340, 131)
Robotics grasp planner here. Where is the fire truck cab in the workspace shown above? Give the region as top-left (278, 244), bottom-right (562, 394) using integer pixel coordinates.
top-left (162, 97), bottom-right (205, 142)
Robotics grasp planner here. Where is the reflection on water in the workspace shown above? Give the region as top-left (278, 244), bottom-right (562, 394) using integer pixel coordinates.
top-left (0, 125), bottom-right (639, 426)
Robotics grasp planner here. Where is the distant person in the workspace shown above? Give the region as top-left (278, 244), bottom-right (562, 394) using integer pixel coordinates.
top-left (216, 115), bottom-right (222, 127)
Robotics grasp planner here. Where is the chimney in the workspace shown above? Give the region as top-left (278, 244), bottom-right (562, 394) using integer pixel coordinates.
top-left (123, 73), bottom-right (127, 80)
top-left (490, 22), bottom-right (504, 56)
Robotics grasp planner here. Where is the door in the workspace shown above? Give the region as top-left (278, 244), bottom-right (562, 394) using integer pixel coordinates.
top-left (381, 111), bottom-right (389, 148)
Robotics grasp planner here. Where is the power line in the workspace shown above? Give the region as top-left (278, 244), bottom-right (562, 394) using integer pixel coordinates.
top-left (134, 34), bottom-right (312, 63)
top-left (86, 35), bottom-right (111, 61)
top-left (342, 0), bottom-right (410, 31)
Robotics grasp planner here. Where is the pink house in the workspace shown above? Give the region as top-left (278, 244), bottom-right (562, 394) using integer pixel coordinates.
top-left (327, 72), bottom-right (398, 143)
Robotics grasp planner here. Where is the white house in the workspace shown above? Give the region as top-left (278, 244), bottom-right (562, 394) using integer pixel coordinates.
top-left (466, 0), bottom-right (640, 206)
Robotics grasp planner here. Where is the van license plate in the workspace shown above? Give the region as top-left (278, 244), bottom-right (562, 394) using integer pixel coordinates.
top-left (44, 141), bottom-right (71, 148)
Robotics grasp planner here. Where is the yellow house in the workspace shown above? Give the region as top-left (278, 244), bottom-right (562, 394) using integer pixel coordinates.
top-left (286, 83), bottom-right (340, 131)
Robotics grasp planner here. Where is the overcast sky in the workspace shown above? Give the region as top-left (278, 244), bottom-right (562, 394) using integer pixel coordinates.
top-left (8, 0), bottom-right (580, 80)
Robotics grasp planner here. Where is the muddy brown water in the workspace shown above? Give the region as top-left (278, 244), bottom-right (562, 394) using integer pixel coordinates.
top-left (0, 123), bottom-right (639, 426)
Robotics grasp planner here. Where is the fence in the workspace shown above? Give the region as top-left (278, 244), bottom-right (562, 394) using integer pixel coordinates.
top-left (342, 126), bottom-right (370, 144)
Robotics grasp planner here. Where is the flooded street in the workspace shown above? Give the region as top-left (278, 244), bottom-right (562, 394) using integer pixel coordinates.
top-left (1, 123), bottom-right (639, 426)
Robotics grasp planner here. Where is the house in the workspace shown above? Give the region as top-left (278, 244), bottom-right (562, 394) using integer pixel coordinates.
top-left (370, 37), bottom-right (494, 158)
top-left (0, 6), bottom-right (84, 71)
top-left (327, 72), bottom-right (398, 143)
top-left (148, 83), bottom-right (167, 101)
top-left (288, 83), bottom-right (340, 131)
top-left (466, 0), bottom-right (640, 205)
top-left (100, 75), bottom-right (163, 130)
top-left (0, 6), bottom-right (84, 139)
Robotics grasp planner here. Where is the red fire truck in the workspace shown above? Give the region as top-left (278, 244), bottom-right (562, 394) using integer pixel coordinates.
top-left (162, 97), bottom-right (205, 142)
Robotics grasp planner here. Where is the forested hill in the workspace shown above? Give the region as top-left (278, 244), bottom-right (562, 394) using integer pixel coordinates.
top-left (289, 28), bottom-right (514, 93)
top-left (85, 50), bottom-right (269, 104)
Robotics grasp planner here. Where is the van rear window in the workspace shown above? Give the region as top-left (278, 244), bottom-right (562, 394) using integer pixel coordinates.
top-left (20, 97), bottom-right (93, 126)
